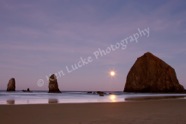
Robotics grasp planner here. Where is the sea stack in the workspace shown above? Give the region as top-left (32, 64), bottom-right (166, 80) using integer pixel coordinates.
top-left (7, 78), bottom-right (16, 92)
top-left (48, 74), bottom-right (61, 93)
top-left (124, 52), bottom-right (185, 93)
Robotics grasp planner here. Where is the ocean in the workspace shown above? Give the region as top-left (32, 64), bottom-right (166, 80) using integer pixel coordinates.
top-left (0, 91), bottom-right (186, 105)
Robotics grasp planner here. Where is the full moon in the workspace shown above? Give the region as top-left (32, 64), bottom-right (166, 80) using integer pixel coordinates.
top-left (109, 70), bottom-right (116, 77)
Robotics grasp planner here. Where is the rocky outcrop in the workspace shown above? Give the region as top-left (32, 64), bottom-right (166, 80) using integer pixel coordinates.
top-left (124, 52), bottom-right (185, 93)
top-left (7, 78), bottom-right (16, 91)
top-left (22, 88), bottom-right (32, 92)
top-left (48, 74), bottom-right (61, 93)
top-left (97, 91), bottom-right (105, 96)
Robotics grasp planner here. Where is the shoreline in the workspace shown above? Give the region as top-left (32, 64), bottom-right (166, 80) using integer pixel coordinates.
top-left (3, 96), bottom-right (186, 105)
top-left (2, 95), bottom-right (186, 105)
top-left (1, 92), bottom-right (186, 105)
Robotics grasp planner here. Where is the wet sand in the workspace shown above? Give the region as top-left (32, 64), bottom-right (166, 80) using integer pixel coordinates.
top-left (1, 99), bottom-right (186, 124)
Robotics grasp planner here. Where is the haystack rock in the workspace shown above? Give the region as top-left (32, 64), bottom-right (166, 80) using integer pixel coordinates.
top-left (7, 78), bottom-right (16, 91)
top-left (124, 52), bottom-right (185, 93)
top-left (48, 74), bottom-right (61, 93)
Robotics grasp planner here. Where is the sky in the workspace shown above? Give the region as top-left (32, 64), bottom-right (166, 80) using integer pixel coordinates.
top-left (0, 0), bottom-right (186, 91)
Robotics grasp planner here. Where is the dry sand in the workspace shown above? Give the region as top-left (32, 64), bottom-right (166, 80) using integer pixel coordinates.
top-left (1, 99), bottom-right (186, 124)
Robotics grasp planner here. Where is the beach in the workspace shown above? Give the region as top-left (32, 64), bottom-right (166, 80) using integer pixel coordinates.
top-left (1, 99), bottom-right (186, 124)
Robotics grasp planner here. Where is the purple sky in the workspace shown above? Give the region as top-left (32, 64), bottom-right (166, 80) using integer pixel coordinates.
top-left (0, 0), bottom-right (186, 91)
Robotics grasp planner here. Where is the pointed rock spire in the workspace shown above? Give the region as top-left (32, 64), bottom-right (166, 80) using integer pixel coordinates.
top-left (7, 78), bottom-right (16, 92)
top-left (48, 74), bottom-right (61, 93)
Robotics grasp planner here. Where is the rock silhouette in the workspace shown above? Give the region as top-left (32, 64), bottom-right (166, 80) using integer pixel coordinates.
top-left (7, 78), bottom-right (16, 91)
top-left (48, 74), bottom-right (61, 93)
top-left (124, 52), bottom-right (185, 93)
top-left (22, 88), bottom-right (32, 92)
top-left (97, 91), bottom-right (105, 96)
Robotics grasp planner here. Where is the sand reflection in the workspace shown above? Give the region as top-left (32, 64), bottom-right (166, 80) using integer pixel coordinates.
top-left (109, 94), bottom-right (117, 102)
top-left (7, 99), bottom-right (15, 105)
top-left (48, 98), bottom-right (58, 104)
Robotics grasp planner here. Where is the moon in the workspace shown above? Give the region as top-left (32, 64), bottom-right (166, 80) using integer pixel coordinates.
top-left (109, 70), bottom-right (116, 77)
